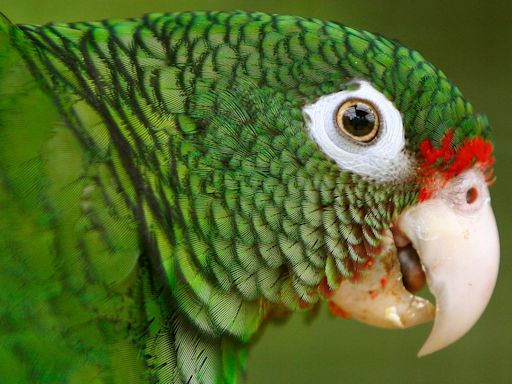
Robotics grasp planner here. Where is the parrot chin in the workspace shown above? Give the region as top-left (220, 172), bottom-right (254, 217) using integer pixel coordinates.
top-left (330, 168), bottom-right (500, 356)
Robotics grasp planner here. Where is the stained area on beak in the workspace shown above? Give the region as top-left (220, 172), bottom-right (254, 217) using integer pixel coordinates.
top-left (330, 168), bottom-right (499, 356)
top-left (330, 228), bottom-right (435, 329)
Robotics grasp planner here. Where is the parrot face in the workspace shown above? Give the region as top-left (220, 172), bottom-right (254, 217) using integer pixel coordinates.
top-left (303, 79), bottom-right (499, 355)
top-left (0, 10), bottom-right (500, 383)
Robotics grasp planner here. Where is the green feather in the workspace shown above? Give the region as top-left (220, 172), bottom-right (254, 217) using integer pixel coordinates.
top-left (0, 10), bottom-right (490, 383)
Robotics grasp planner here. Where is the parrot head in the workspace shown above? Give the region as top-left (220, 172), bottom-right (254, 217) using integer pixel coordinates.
top-left (297, 27), bottom-right (499, 355)
top-left (175, 15), bottom-right (500, 356)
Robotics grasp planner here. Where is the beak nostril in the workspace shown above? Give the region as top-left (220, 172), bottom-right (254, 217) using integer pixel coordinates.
top-left (466, 187), bottom-right (478, 204)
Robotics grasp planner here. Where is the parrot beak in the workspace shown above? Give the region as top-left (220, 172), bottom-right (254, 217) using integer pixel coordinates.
top-left (331, 169), bottom-right (500, 356)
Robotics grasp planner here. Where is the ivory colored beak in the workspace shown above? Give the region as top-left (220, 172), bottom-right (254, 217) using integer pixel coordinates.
top-left (331, 169), bottom-right (500, 356)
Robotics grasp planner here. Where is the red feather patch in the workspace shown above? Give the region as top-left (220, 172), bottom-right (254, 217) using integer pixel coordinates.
top-left (418, 129), bottom-right (495, 201)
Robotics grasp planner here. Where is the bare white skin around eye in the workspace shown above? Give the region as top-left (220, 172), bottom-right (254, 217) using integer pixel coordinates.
top-left (303, 80), bottom-right (413, 182)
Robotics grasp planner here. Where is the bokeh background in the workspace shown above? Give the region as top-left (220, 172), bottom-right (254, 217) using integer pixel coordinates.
top-left (2, 1), bottom-right (511, 383)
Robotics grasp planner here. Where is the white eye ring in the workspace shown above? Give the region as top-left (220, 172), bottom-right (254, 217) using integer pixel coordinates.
top-left (303, 80), bottom-right (412, 182)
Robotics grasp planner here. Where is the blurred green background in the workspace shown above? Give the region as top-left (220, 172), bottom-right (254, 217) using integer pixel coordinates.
top-left (2, 1), bottom-right (511, 383)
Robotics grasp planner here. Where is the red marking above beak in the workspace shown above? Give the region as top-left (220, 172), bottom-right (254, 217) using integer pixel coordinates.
top-left (417, 129), bottom-right (494, 201)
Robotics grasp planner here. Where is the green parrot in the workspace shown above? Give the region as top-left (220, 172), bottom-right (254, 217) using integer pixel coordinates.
top-left (0, 9), bottom-right (499, 384)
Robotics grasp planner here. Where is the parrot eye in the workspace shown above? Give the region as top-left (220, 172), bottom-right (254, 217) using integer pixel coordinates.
top-left (303, 80), bottom-right (412, 182)
top-left (336, 100), bottom-right (380, 143)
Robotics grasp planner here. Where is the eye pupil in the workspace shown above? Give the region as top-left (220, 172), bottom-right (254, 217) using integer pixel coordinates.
top-left (342, 103), bottom-right (376, 136)
top-left (336, 100), bottom-right (380, 143)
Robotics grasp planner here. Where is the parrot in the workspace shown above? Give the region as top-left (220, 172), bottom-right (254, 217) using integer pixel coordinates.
top-left (0, 9), bottom-right (499, 384)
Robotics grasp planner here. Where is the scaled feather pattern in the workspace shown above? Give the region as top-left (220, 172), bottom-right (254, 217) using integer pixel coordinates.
top-left (0, 10), bottom-right (495, 384)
